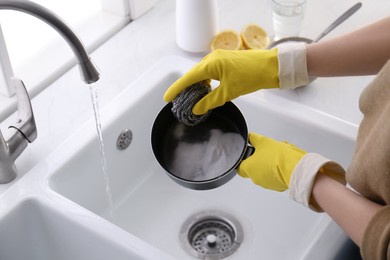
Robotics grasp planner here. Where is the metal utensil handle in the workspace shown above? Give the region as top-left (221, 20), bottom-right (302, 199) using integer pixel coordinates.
top-left (242, 144), bottom-right (255, 160)
top-left (10, 77), bottom-right (37, 143)
top-left (313, 2), bottom-right (362, 43)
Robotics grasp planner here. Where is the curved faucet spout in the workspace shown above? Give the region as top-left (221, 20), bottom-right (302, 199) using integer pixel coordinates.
top-left (0, 0), bottom-right (100, 183)
top-left (0, 0), bottom-right (100, 83)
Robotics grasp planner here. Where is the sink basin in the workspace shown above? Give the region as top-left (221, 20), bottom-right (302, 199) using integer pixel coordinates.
top-left (0, 196), bottom-right (154, 260)
top-left (47, 56), bottom-right (358, 259)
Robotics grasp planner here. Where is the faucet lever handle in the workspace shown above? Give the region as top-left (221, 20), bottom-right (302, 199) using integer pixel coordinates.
top-left (10, 77), bottom-right (37, 143)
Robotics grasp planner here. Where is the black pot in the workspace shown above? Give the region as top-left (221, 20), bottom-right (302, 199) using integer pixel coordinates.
top-left (151, 101), bottom-right (254, 190)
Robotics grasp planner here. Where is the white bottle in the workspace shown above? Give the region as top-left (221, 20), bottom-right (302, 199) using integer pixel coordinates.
top-left (176, 0), bottom-right (219, 53)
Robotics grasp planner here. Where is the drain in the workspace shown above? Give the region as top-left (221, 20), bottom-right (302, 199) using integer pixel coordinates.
top-left (116, 129), bottom-right (132, 150)
top-left (180, 210), bottom-right (243, 259)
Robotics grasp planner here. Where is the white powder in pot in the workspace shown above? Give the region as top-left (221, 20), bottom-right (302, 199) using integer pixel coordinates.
top-left (170, 129), bottom-right (245, 181)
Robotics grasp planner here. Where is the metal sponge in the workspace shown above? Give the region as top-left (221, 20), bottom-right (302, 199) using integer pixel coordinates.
top-left (171, 81), bottom-right (211, 126)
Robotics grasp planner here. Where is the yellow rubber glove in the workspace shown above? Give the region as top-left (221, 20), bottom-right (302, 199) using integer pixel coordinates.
top-left (164, 43), bottom-right (309, 115)
top-left (164, 49), bottom-right (279, 115)
top-left (237, 133), bottom-right (306, 192)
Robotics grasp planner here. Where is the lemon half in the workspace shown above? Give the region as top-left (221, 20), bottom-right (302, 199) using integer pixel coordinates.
top-left (241, 24), bottom-right (270, 49)
top-left (210, 30), bottom-right (243, 51)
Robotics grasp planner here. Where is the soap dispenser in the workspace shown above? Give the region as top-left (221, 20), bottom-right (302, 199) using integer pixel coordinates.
top-left (176, 0), bottom-right (219, 53)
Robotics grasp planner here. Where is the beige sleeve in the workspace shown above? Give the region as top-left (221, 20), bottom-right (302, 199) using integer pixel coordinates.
top-left (361, 205), bottom-right (390, 260)
top-left (277, 42), bottom-right (309, 89)
top-left (288, 153), bottom-right (346, 212)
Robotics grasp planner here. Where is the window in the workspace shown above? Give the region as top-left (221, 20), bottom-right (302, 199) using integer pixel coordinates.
top-left (0, 0), bottom-right (133, 120)
top-left (0, 0), bottom-right (102, 68)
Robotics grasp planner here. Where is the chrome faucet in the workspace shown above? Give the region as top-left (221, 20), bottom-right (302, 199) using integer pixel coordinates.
top-left (0, 78), bottom-right (36, 183)
top-left (0, 0), bottom-right (100, 183)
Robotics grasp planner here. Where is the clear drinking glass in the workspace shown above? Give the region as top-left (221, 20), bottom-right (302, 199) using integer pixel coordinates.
top-left (271, 0), bottom-right (306, 40)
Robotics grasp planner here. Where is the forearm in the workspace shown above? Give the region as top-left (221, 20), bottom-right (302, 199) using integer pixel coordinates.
top-left (311, 173), bottom-right (382, 246)
top-left (306, 16), bottom-right (390, 77)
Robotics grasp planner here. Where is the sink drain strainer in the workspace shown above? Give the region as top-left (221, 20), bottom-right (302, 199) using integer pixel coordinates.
top-left (180, 210), bottom-right (243, 259)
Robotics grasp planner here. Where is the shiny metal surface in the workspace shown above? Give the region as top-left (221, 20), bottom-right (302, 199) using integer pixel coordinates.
top-left (0, 0), bottom-right (100, 183)
top-left (0, 78), bottom-right (35, 183)
top-left (180, 210), bottom-right (243, 259)
top-left (0, 0), bottom-right (100, 83)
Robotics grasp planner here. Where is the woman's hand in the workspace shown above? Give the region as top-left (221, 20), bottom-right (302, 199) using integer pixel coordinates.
top-left (164, 49), bottom-right (280, 115)
top-left (237, 132), bottom-right (306, 191)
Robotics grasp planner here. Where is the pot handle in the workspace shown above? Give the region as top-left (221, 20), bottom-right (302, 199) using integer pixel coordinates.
top-left (242, 143), bottom-right (255, 160)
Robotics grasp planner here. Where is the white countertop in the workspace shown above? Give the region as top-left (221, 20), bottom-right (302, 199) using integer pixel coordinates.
top-left (0, 0), bottom-right (389, 193)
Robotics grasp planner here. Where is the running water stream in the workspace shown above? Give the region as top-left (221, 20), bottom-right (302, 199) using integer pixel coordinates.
top-left (88, 83), bottom-right (115, 220)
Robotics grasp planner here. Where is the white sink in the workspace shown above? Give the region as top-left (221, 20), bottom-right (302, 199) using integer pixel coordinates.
top-left (43, 56), bottom-right (359, 259)
top-left (0, 196), bottom-right (163, 260)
